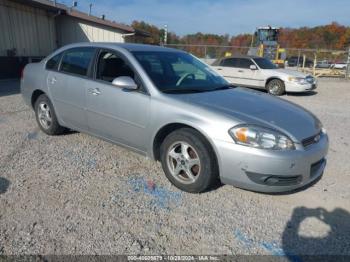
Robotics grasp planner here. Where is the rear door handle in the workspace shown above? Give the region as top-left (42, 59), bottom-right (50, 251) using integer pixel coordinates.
top-left (238, 70), bottom-right (244, 73)
top-left (217, 68), bottom-right (223, 71)
top-left (88, 88), bottom-right (101, 96)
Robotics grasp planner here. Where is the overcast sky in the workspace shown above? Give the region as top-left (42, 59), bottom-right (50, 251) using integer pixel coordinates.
top-left (62, 0), bottom-right (350, 35)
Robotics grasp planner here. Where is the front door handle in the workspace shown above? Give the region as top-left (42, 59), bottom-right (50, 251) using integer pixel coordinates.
top-left (49, 77), bottom-right (57, 84)
top-left (238, 70), bottom-right (244, 73)
top-left (88, 88), bottom-right (101, 96)
top-left (217, 68), bottom-right (223, 71)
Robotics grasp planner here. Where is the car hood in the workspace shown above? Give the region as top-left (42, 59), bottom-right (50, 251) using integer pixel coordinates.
top-left (173, 88), bottom-right (321, 142)
top-left (265, 68), bottom-right (309, 78)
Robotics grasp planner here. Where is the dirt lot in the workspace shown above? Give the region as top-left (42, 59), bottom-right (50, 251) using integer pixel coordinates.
top-left (0, 79), bottom-right (349, 256)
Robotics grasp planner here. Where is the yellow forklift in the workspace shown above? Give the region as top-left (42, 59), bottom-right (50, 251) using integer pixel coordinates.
top-left (248, 26), bottom-right (286, 67)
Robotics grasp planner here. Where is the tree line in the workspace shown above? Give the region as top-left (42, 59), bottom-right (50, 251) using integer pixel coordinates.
top-left (129, 21), bottom-right (350, 51)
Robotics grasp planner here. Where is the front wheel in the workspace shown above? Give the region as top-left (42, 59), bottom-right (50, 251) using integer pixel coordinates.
top-left (266, 79), bottom-right (285, 96)
top-left (160, 128), bottom-right (219, 193)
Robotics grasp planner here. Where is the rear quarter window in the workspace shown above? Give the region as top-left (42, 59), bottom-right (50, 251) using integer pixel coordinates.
top-left (46, 53), bottom-right (63, 71)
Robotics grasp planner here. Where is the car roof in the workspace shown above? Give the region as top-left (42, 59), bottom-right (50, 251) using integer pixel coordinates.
top-left (58, 42), bottom-right (183, 53)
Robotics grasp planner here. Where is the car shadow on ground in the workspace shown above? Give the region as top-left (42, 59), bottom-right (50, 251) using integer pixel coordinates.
top-left (0, 79), bottom-right (20, 97)
top-left (0, 177), bottom-right (10, 194)
top-left (285, 91), bottom-right (318, 97)
top-left (61, 129), bottom-right (79, 136)
top-left (282, 206), bottom-right (350, 261)
top-left (205, 181), bottom-right (224, 193)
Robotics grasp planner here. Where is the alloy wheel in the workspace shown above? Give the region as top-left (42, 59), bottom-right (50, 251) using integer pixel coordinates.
top-left (37, 102), bottom-right (52, 129)
top-left (269, 84), bottom-right (281, 95)
top-left (166, 141), bottom-right (201, 184)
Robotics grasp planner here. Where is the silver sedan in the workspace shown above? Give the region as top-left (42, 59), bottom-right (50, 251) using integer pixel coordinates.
top-left (21, 43), bottom-right (329, 193)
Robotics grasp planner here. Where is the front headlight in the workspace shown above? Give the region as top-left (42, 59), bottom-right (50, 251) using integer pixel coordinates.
top-left (229, 125), bottom-right (295, 150)
top-left (288, 76), bottom-right (308, 85)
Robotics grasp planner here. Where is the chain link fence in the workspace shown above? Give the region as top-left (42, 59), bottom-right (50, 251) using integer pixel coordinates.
top-left (165, 44), bottom-right (350, 79)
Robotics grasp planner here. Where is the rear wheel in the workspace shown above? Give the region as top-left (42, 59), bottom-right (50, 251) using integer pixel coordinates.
top-left (266, 79), bottom-right (285, 96)
top-left (34, 94), bottom-right (66, 135)
top-left (160, 128), bottom-right (219, 193)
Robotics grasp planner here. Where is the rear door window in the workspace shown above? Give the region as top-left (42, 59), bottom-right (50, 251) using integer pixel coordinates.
top-left (220, 58), bottom-right (239, 67)
top-left (60, 47), bottom-right (95, 76)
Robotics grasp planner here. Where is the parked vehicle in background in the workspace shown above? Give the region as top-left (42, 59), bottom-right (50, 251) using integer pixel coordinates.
top-left (287, 56), bottom-right (313, 68)
top-left (316, 60), bottom-right (331, 68)
top-left (331, 62), bottom-right (347, 69)
top-left (21, 43), bottom-right (328, 193)
top-left (247, 26), bottom-right (286, 68)
top-left (212, 56), bottom-right (317, 95)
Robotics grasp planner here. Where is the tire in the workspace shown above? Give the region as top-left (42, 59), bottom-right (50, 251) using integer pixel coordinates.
top-left (160, 128), bottom-right (219, 193)
top-left (34, 94), bottom-right (66, 135)
top-left (266, 79), bottom-right (285, 96)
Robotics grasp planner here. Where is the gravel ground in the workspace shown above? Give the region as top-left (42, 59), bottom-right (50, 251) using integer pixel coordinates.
top-left (0, 79), bottom-right (349, 256)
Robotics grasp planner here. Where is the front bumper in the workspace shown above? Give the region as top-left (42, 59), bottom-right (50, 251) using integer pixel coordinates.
top-left (215, 133), bottom-right (329, 193)
top-left (285, 81), bottom-right (317, 92)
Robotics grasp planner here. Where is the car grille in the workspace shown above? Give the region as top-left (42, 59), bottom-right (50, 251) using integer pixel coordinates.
top-left (302, 131), bottom-right (322, 148)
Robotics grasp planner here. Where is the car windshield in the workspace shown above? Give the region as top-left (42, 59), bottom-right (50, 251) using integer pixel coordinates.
top-left (132, 51), bottom-right (230, 93)
top-left (253, 58), bottom-right (278, 69)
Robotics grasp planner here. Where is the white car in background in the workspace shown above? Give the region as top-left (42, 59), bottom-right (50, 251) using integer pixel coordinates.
top-left (212, 56), bottom-right (317, 95)
top-left (331, 62), bottom-right (347, 69)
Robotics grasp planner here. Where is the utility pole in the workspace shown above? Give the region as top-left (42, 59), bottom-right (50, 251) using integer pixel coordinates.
top-left (70, 1), bottom-right (77, 11)
top-left (89, 3), bottom-right (93, 16)
top-left (346, 46), bottom-right (350, 79)
top-left (297, 50), bottom-right (301, 70)
top-left (164, 24), bottom-right (168, 45)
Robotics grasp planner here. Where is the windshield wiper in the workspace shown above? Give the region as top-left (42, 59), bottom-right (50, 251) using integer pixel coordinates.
top-left (162, 88), bottom-right (208, 94)
top-left (162, 84), bottom-right (235, 94)
top-left (211, 84), bottom-right (236, 91)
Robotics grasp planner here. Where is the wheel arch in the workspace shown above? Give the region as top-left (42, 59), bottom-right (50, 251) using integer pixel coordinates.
top-left (152, 123), bottom-right (220, 174)
top-left (31, 89), bottom-right (46, 109)
top-left (265, 77), bottom-right (284, 88)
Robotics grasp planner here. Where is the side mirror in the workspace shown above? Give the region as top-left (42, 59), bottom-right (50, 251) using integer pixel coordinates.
top-left (112, 76), bottom-right (138, 90)
top-left (250, 65), bottom-right (258, 70)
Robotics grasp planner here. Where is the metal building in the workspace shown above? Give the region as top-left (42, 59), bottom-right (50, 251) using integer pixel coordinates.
top-left (56, 8), bottom-right (140, 46)
top-left (0, 0), bottom-right (146, 79)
